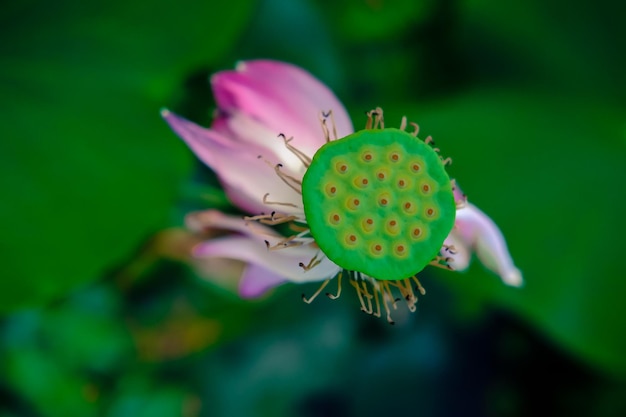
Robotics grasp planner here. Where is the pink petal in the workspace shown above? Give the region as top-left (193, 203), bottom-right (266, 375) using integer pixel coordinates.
top-left (211, 60), bottom-right (353, 158)
top-left (213, 111), bottom-right (308, 176)
top-left (238, 263), bottom-right (288, 298)
top-left (451, 179), bottom-right (468, 207)
top-left (186, 210), bottom-right (341, 292)
top-left (450, 203), bottom-right (523, 287)
top-left (194, 235), bottom-right (341, 284)
top-left (443, 234), bottom-right (471, 271)
top-left (162, 109), bottom-right (301, 214)
top-left (186, 209), bottom-right (285, 244)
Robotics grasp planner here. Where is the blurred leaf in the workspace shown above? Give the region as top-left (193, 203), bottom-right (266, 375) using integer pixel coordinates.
top-left (460, 0), bottom-right (626, 103)
top-left (3, 347), bottom-right (98, 417)
top-left (106, 376), bottom-right (193, 417)
top-left (0, 0), bottom-right (254, 312)
top-left (316, 0), bottom-right (434, 42)
top-left (42, 291), bottom-right (132, 373)
top-left (383, 89), bottom-right (626, 375)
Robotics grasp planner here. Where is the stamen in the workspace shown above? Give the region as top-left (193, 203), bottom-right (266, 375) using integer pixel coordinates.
top-left (365, 107), bottom-right (385, 129)
top-left (244, 212), bottom-right (297, 226)
top-left (371, 281), bottom-right (382, 318)
top-left (400, 116), bottom-right (407, 131)
top-left (429, 256), bottom-right (454, 270)
top-left (266, 235), bottom-right (304, 250)
top-left (451, 179), bottom-right (467, 209)
top-left (442, 244), bottom-right (457, 255)
top-left (440, 156), bottom-right (452, 166)
top-left (278, 133), bottom-right (312, 167)
top-left (302, 279), bottom-right (331, 304)
top-left (301, 270), bottom-right (343, 304)
top-left (410, 122), bottom-right (420, 137)
top-left (326, 271), bottom-right (342, 299)
top-left (425, 135), bottom-right (435, 145)
top-left (350, 276), bottom-right (369, 313)
top-left (320, 110), bottom-right (338, 143)
top-left (265, 229), bottom-right (314, 251)
top-left (411, 276), bottom-right (426, 296)
top-left (299, 253), bottom-right (321, 271)
top-left (322, 110), bottom-right (338, 141)
top-left (360, 278), bottom-right (374, 314)
top-left (262, 193), bottom-right (299, 208)
top-left (273, 163), bottom-right (303, 194)
top-left (380, 282), bottom-right (396, 324)
top-left (258, 155), bottom-right (303, 195)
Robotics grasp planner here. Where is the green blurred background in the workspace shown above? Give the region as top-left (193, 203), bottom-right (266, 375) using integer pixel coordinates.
top-left (1, 0), bottom-right (625, 416)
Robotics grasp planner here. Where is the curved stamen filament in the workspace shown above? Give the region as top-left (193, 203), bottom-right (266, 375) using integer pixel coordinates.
top-left (262, 193), bottom-right (299, 208)
top-left (278, 133), bottom-right (312, 167)
top-left (245, 212), bottom-right (298, 226)
top-left (301, 270), bottom-right (343, 304)
top-left (365, 107), bottom-right (385, 130)
top-left (320, 110), bottom-right (338, 142)
top-left (265, 228), bottom-right (314, 251)
top-left (299, 253), bottom-right (321, 271)
top-left (430, 256), bottom-right (454, 270)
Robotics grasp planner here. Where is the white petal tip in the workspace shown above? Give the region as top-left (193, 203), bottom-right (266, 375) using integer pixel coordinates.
top-left (502, 268), bottom-right (524, 287)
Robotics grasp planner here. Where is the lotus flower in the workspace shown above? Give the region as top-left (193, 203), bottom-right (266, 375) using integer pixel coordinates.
top-left (162, 60), bottom-right (522, 322)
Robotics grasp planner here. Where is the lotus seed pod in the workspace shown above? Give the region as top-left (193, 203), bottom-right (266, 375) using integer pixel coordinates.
top-left (302, 128), bottom-right (456, 281)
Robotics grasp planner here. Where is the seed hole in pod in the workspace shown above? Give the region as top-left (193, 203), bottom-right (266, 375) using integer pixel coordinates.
top-left (345, 234), bottom-right (358, 246)
top-left (385, 218), bottom-right (400, 236)
top-left (394, 244), bottom-right (407, 257)
top-left (361, 217), bottom-right (375, 233)
top-left (335, 161), bottom-right (349, 174)
top-left (370, 243), bottom-right (384, 256)
top-left (379, 197), bottom-right (388, 207)
top-left (353, 176), bottom-right (369, 188)
top-left (410, 225), bottom-right (427, 241)
top-left (325, 183), bottom-right (338, 197)
top-left (397, 178), bottom-right (407, 189)
top-left (424, 207), bottom-right (439, 220)
top-left (377, 171), bottom-right (386, 180)
top-left (403, 200), bottom-right (417, 214)
top-left (329, 213), bottom-right (341, 225)
top-left (411, 163), bottom-right (422, 173)
top-left (347, 197), bottom-right (361, 211)
top-left (362, 152), bottom-right (373, 162)
top-left (422, 184), bottom-right (431, 194)
top-left (390, 152), bottom-right (400, 162)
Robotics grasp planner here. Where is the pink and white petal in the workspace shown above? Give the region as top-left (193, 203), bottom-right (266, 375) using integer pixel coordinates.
top-left (235, 60), bottom-right (353, 138)
top-left (454, 203), bottom-right (523, 287)
top-left (451, 179), bottom-right (468, 207)
top-left (193, 235), bottom-right (341, 284)
top-left (214, 111), bottom-right (308, 176)
top-left (212, 60), bottom-right (353, 157)
top-left (443, 234), bottom-right (471, 272)
top-left (238, 263), bottom-right (289, 298)
top-left (162, 110), bottom-right (302, 214)
top-left (185, 210), bottom-right (304, 248)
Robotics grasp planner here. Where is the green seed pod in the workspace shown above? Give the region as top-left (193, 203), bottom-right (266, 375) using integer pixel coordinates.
top-left (302, 128), bottom-right (455, 281)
